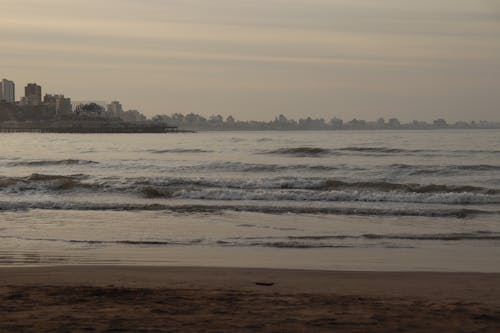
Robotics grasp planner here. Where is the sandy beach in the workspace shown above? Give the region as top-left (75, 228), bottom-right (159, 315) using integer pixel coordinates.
top-left (0, 266), bottom-right (499, 332)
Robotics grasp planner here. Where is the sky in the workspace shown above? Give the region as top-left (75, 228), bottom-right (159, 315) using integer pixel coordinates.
top-left (1, 0), bottom-right (499, 121)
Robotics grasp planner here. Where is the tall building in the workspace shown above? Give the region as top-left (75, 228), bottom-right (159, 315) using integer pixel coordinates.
top-left (44, 94), bottom-right (72, 114)
top-left (0, 79), bottom-right (15, 103)
top-left (22, 83), bottom-right (42, 105)
top-left (55, 95), bottom-right (72, 114)
top-left (106, 101), bottom-right (123, 118)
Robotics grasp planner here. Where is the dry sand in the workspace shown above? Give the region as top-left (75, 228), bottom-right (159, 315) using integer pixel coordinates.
top-left (1, 266), bottom-right (499, 332)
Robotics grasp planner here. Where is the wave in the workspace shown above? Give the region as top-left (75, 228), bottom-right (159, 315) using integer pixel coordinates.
top-left (264, 147), bottom-right (332, 157)
top-left (337, 147), bottom-right (500, 155)
top-left (7, 159), bottom-right (98, 166)
top-left (0, 201), bottom-right (495, 217)
top-left (455, 165), bottom-right (500, 171)
top-left (117, 160), bottom-right (500, 175)
top-left (287, 231), bottom-right (500, 241)
top-left (0, 235), bottom-right (204, 247)
top-left (128, 177), bottom-right (499, 194)
top-left (147, 149), bottom-right (212, 154)
top-left (150, 161), bottom-right (500, 175)
top-left (183, 161), bottom-right (500, 174)
top-left (390, 164), bottom-right (500, 175)
top-left (0, 235), bottom-right (367, 249)
top-left (3, 231), bottom-right (498, 250)
top-left (0, 235), bottom-right (356, 249)
top-left (216, 240), bottom-right (355, 249)
top-left (173, 188), bottom-right (500, 204)
top-left (0, 174), bottom-right (90, 191)
top-left (264, 146), bottom-right (500, 157)
top-left (314, 180), bottom-right (498, 194)
top-left (221, 231), bottom-right (500, 247)
top-left (171, 162), bottom-right (342, 173)
top-left (339, 147), bottom-right (412, 153)
top-left (362, 232), bottom-right (500, 241)
top-left (125, 175), bottom-right (500, 204)
top-left (1, 174), bottom-right (499, 204)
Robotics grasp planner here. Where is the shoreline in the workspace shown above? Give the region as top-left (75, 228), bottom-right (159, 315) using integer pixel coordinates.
top-left (1, 265), bottom-right (500, 302)
top-left (1, 266), bottom-right (499, 332)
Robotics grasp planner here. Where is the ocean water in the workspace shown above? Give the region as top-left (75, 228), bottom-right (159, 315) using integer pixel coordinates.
top-left (0, 130), bottom-right (499, 271)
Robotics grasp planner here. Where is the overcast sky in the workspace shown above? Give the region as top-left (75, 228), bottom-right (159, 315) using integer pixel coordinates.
top-left (1, 0), bottom-right (499, 121)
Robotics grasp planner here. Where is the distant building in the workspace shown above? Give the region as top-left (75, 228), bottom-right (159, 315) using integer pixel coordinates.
top-left (43, 94), bottom-right (57, 106)
top-left (55, 96), bottom-right (72, 115)
top-left (388, 118), bottom-right (401, 128)
top-left (44, 94), bottom-right (72, 115)
top-left (0, 79), bottom-right (15, 103)
top-left (106, 101), bottom-right (123, 118)
top-left (122, 109), bottom-right (147, 122)
top-left (329, 117), bottom-right (343, 129)
top-left (21, 83), bottom-right (42, 105)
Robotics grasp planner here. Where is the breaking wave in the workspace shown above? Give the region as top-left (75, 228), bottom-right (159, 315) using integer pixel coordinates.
top-left (127, 177), bottom-right (500, 204)
top-left (313, 180), bottom-right (498, 194)
top-left (1, 174), bottom-right (499, 205)
top-left (171, 188), bottom-right (500, 205)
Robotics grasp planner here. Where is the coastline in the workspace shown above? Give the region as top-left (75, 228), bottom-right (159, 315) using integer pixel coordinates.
top-left (1, 266), bottom-right (499, 332)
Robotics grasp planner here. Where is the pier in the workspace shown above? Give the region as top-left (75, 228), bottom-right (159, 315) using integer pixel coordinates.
top-left (0, 122), bottom-right (181, 134)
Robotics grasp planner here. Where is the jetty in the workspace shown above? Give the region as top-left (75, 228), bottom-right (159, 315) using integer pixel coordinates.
top-left (0, 120), bottom-right (182, 134)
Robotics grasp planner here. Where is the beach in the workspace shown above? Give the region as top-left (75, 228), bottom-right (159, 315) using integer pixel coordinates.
top-left (3, 0), bottom-right (500, 329)
top-left (1, 266), bottom-right (500, 332)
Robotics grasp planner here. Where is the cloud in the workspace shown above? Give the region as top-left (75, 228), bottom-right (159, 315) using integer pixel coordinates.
top-left (1, 0), bottom-right (499, 121)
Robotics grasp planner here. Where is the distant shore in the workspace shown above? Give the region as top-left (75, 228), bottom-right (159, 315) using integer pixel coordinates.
top-left (1, 266), bottom-right (499, 332)
top-left (1, 126), bottom-right (499, 133)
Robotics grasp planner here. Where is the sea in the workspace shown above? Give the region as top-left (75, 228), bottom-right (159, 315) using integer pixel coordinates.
top-left (0, 130), bottom-right (499, 271)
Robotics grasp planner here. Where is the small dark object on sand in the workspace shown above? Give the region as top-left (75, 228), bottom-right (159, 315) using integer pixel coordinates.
top-left (255, 282), bottom-right (274, 286)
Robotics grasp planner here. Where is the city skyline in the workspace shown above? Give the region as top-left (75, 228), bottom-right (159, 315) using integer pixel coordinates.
top-left (2, 76), bottom-right (500, 129)
top-left (1, 1), bottom-right (500, 122)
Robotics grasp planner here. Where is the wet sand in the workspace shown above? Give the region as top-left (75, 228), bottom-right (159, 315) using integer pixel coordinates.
top-left (1, 266), bottom-right (500, 332)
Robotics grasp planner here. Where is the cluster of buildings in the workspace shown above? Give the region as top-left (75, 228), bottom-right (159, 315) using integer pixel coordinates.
top-left (0, 80), bottom-right (71, 115)
top-left (0, 78), bottom-right (146, 122)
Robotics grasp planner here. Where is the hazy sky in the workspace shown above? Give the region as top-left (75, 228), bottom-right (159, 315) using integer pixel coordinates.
top-left (1, 0), bottom-right (499, 121)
